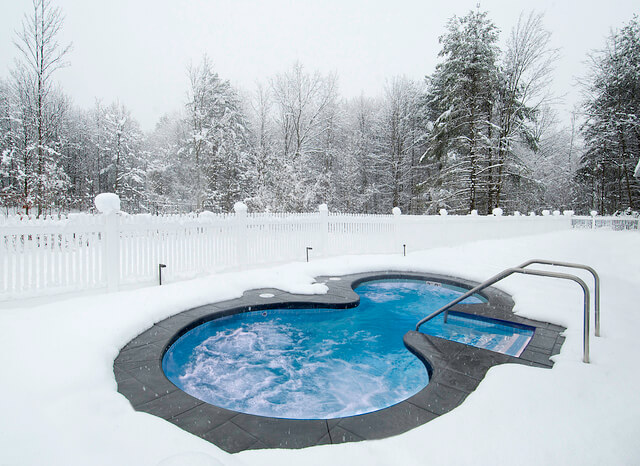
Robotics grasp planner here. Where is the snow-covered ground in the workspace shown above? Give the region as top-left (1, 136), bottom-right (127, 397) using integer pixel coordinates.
top-left (1, 229), bottom-right (638, 465)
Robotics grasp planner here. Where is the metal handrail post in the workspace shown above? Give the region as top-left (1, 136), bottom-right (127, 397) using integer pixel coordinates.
top-left (415, 267), bottom-right (591, 363)
top-left (516, 268), bottom-right (590, 363)
top-left (421, 267), bottom-right (530, 329)
top-left (431, 269), bottom-right (515, 326)
top-left (517, 259), bottom-right (600, 337)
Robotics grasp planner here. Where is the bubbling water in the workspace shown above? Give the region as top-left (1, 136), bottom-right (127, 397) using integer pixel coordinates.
top-left (162, 279), bottom-right (491, 419)
top-left (164, 310), bottom-right (426, 419)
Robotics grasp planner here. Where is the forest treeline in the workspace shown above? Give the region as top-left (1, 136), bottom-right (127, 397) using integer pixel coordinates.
top-left (1, 1), bottom-right (639, 215)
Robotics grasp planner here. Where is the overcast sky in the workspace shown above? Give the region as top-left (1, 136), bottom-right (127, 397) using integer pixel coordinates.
top-left (1, 0), bottom-right (638, 131)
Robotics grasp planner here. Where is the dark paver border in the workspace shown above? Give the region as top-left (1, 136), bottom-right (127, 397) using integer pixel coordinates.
top-left (114, 271), bottom-right (565, 453)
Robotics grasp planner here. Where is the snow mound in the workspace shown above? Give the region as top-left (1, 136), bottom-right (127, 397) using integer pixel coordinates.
top-left (233, 202), bottom-right (247, 213)
top-left (199, 211), bottom-right (216, 220)
top-left (94, 193), bottom-right (121, 214)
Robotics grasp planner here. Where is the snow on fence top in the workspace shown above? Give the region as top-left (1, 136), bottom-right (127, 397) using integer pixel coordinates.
top-left (0, 196), bottom-right (594, 301)
top-left (94, 193), bottom-right (121, 214)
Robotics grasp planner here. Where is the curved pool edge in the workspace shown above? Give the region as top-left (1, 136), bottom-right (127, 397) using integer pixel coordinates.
top-left (113, 271), bottom-right (566, 453)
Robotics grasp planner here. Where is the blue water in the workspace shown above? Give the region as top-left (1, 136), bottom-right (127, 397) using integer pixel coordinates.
top-left (162, 279), bottom-right (532, 419)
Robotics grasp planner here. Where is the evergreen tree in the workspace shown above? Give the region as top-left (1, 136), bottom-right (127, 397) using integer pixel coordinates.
top-left (182, 56), bottom-right (252, 212)
top-left (580, 16), bottom-right (640, 213)
top-left (423, 7), bottom-right (501, 213)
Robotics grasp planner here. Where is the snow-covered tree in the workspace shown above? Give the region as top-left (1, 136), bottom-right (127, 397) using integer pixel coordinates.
top-left (0, 79), bottom-right (20, 212)
top-left (96, 102), bottom-right (145, 210)
top-left (339, 95), bottom-right (383, 213)
top-left (423, 7), bottom-right (501, 213)
top-left (579, 16), bottom-right (640, 213)
top-left (181, 56), bottom-right (252, 212)
top-left (10, 0), bottom-right (71, 215)
top-left (269, 62), bottom-right (338, 211)
top-left (378, 77), bottom-right (425, 213)
top-left (507, 106), bottom-right (581, 212)
top-left (492, 11), bottom-right (559, 210)
top-left (144, 112), bottom-right (188, 213)
top-left (56, 106), bottom-right (95, 211)
top-left (244, 83), bottom-right (277, 210)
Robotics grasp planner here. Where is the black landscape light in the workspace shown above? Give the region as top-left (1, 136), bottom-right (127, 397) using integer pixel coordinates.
top-left (159, 263), bottom-right (167, 285)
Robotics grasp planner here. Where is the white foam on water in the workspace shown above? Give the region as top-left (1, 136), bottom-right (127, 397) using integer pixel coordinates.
top-left (173, 318), bottom-right (426, 419)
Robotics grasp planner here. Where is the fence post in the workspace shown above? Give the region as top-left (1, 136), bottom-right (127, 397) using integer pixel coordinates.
top-left (318, 203), bottom-right (329, 257)
top-left (95, 193), bottom-right (121, 292)
top-left (234, 202), bottom-right (248, 268)
top-left (392, 206), bottom-right (402, 254)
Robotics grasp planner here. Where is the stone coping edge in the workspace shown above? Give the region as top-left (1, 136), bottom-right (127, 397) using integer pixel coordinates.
top-left (114, 271), bottom-right (565, 453)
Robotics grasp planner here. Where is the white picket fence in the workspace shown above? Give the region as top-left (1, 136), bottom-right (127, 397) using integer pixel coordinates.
top-left (571, 216), bottom-right (639, 231)
top-left (0, 204), bottom-right (575, 301)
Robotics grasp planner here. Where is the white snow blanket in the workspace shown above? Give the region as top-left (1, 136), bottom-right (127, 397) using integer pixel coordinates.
top-left (0, 230), bottom-right (639, 465)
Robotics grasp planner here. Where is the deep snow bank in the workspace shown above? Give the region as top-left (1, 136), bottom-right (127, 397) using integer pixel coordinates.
top-left (0, 230), bottom-right (638, 465)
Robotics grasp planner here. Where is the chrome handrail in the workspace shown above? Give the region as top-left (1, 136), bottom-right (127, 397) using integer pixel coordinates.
top-left (516, 259), bottom-right (600, 336)
top-left (415, 267), bottom-right (592, 363)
